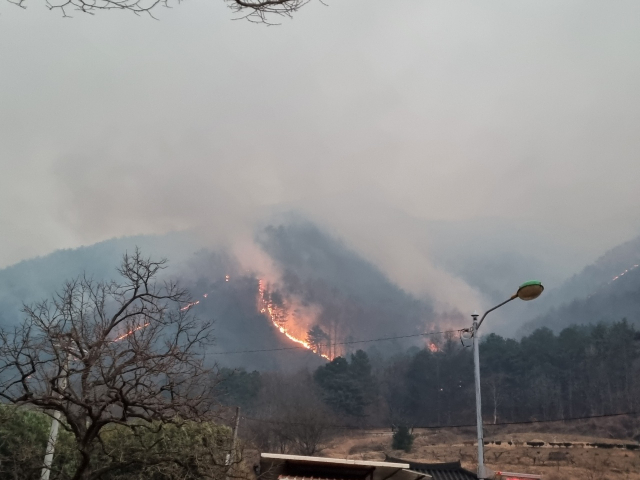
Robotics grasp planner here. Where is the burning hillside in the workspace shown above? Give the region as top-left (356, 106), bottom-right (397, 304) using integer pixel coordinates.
top-left (0, 223), bottom-right (447, 371)
top-left (257, 280), bottom-right (331, 360)
top-left (177, 223), bottom-right (446, 365)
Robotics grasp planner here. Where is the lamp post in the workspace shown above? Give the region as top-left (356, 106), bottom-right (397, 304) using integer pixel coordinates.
top-left (471, 280), bottom-right (544, 479)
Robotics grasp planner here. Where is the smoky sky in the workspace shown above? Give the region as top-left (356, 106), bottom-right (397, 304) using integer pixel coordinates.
top-left (2, 0), bottom-right (640, 324)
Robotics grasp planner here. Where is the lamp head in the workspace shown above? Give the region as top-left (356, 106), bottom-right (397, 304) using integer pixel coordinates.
top-left (516, 280), bottom-right (544, 301)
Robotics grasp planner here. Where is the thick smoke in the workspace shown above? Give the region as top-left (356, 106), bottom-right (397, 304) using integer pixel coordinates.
top-left (257, 223), bottom-right (436, 338)
top-left (2, 1), bottom-right (640, 324)
top-left (2, 217), bottom-right (640, 370)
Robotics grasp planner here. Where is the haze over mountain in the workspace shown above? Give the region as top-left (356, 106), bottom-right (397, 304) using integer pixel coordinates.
top-left (0, 232), bottom-right (201, 329)
top-left (1, 217), bottom-right (639, 370)
top-left (3, 2), bottom-right (640, 324)
top-left (519, 235), bottom-right (640, 335)
top-left (0, 221), bottom-right (448, 370)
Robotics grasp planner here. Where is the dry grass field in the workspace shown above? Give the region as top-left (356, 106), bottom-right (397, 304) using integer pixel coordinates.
top-left (320, 418), bottom-right (640, 480)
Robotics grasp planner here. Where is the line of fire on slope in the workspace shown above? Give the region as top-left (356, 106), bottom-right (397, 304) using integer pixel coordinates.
top-left (182, 276), bottom-right (443, 360)
top-left (256, 453), bottom-right (541, 480)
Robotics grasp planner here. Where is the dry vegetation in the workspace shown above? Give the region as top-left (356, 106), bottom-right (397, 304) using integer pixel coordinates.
top-left (317, 417), bottom-right (640, 480)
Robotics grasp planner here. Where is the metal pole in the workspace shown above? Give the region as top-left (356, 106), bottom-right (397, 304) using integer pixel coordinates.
top-left (41, 410), bottom-right (62, 480)
top-left (225, 407), bottom-right (241, 480)
top-left (468, 293), bottom-right (532, 479)
top-left (472, 312), bottom-right (485, 480)
top-left (225, 407), bottom-right (240, 465)
top-left (231, 406), bottom-right (240, 464)
top-left (41, 354), bottom-right (68, 480)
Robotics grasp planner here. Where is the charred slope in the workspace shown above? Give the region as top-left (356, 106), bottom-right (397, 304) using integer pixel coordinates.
top-left (257, 222), bottom-right (436, 352)
top-left (0, 221), bottom-right (443, 369)
top-left (178, 249), bottom-right (324, 371)
top-left (0, 236), bottom-right (324, 372)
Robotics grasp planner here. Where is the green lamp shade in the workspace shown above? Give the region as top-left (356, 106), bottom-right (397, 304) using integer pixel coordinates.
top-left (516, 280), bottom-right (544, 301)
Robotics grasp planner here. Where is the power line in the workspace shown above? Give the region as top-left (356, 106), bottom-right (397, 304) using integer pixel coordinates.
top-left (240, 411), bottom-right (640, 433)
top-left (411, 411), bottom-right (640, 430)
top-left (210, 329), bottom-right (462, 355)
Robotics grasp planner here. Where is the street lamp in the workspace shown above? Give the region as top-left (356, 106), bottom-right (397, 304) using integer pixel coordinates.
top-left (470, 281), bottom-right (543, 479)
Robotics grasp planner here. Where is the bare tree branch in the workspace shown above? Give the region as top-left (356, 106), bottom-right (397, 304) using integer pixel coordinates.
top-left (6, 0), bottom-right (320, 23)
top-left (226, 0), bottom-right (313, 24)
top-left (0, 249), bottom-right (229, 480)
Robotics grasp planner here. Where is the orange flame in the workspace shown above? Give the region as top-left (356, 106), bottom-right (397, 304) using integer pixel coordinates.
top-left (180, 300), bottom-right (200, 311)
top-left (428, 342), bottom-right (439, 353)
top-left (611, 264), bottom-right (639, 283)
top-left (589, 263), bottom-right (640, 299)
top-left (258, 280), bottom-right (330, 360)
top-left (161, 276), bottom-right (329, 361)
top-left (113, 322), bottom-right (150, 342)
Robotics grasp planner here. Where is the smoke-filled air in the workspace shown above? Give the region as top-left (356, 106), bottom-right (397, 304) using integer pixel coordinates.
top-left (2, 2), bottom-right (640, 479)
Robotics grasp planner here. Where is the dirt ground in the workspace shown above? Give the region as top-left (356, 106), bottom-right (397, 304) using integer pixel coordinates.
top-left (321, 423), bottom-right (640, 480)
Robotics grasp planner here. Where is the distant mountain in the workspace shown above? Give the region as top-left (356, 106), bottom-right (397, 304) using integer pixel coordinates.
top-left (0, 232), bottom-right (200, 328)
top-left (9, 220), bottom-right (633, 361)
top-left (0, 231), bottom-right (328, 371)
top-left (0, 221), bottom-right (439, 370)
top-left (519, 235), bottom-right (640, 334)
top-left (257, 223), bottom-right (437, 345)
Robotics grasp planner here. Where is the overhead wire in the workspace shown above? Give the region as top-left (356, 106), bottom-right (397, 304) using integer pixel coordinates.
top-left (207, 306), bottom-right (640, 438)
top-left (210, 329), bottom-right (464, 355)
top-left (204, 286), bottom-right (640, 439)
top-left (240, 410), bottom-right (640, 433)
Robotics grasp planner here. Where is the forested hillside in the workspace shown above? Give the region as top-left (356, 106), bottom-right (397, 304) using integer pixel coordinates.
top-left (0, 232), bottom-right (199, 329)
top-left (257, 223), bottom-right (437, 352)
top-left (220, 320), bottom-right (640, 454)
top-left (0, 223), bottom-right (442, 371)
top-left (521, 235), bottom-right (640, 334)
top-left (2, 224), bottom-right (640, 376)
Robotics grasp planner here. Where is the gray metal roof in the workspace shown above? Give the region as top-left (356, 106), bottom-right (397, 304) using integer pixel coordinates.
top-left (260, 453), bottom-right (431, 480)
top-left (385, 457), bottom-right (477, 480)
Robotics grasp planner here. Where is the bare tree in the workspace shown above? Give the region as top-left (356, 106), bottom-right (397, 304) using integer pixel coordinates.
top-left (226, 0), bottom-right (316, 24)
top-left (483, 374), bottom-right (505, 425)
top-left (246, 372), bottom-right (336, 456)
top-left (6, 0), bottom-right (315, 22)
top-left (0, 249), bottom-right (222, 480)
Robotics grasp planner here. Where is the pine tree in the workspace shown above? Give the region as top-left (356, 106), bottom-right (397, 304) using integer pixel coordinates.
top-left (392, 425), bottom-right (414, 452)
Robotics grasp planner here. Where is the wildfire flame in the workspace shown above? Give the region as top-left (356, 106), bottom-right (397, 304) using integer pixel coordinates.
top-left (428, 342), bottom-right (439, 353)
top-left (113, 280), bottom-right (221, 342)
top-left (113, 322), bottom-right (150, 342)
top-left (154, 275), bottom-right (330, 361)
top-left (588, 263), bottom-right (640, 299)
top-left (180, 300), bottom-right (200, 311)
top-left (611, 264), bottom-right (639, 283)
top-left (258, 280), bottom-right (330, 360)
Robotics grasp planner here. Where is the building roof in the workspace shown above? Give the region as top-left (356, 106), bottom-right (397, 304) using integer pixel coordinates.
top-left (260, 453), bottom-right (432, 480)
top-left (279, 476), bottom-right (343, 480)
top-left (384, 457), bottom-right (477, 480)
top-left (262, 454), bottom-right (410, 469)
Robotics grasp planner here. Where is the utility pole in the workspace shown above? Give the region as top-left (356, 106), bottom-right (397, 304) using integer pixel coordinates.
top-left (226, 406), bottom-right (241, 479)
top-left (231, 406), bottom-right (240, 462)
top-left (471, 312), bottom-right (486, 480)
top-left (468, 281), bottom-right (544, 480)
